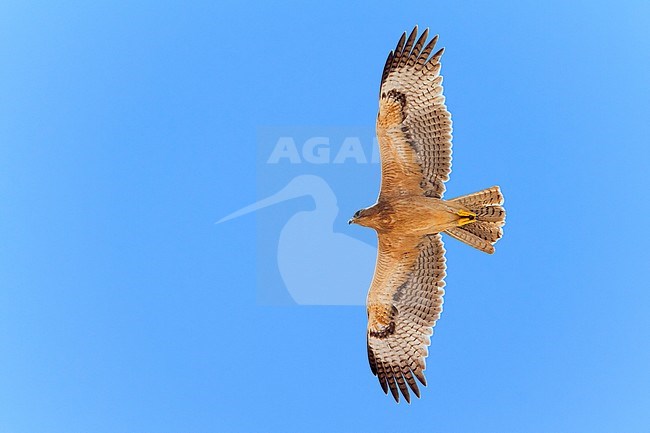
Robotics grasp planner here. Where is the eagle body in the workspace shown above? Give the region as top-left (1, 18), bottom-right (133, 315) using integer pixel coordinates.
top-left (353, 196), bottom-right (471, 235)
top-left (349, 27), bottom-right (507, 403)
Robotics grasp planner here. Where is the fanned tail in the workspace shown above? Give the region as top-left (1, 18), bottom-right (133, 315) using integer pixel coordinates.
top-left (446, 186), bottom-right (506, 254)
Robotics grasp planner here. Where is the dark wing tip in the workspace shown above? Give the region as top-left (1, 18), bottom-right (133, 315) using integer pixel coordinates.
top-left (410, 28), bottom-right (430, 61)
top-left (382, 29), bottom-right (444, 86)
top-left (398, 383), bottom-right (411, 404)
top-left (367, 340), bottom-right (378, 376)
top-left (414, 368), bottom-right (428, 387)
top-left (395, 31), bottom-right (407, 54)
top-left (385, 368), bottom-right (400, 402)
top-left (380, 50), bottom-right (395, 93)
top-left (404, 369), bottom-right (421, 398)
top-left (404, 26), bottom-right (418, 51)
top-left (374, 355), bottom-right (389, 394)
top-left (392, 365), bottom-right (411, 403)
top-left (432, 46), bottom-right (445, 62)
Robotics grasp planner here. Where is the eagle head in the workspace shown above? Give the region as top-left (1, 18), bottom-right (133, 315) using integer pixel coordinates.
top-left (349, 207), bottom-right (375, 227)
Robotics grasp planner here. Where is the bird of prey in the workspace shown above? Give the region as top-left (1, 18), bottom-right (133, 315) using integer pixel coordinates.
top-left (349, 26), bottom-right (506, 403)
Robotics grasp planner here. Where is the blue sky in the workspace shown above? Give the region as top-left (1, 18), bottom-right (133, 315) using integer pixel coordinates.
top-left (2, 1), bottom-right (650, 432)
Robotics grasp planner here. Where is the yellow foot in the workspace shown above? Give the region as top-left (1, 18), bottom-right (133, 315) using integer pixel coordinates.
top-left (456, 209), bottom-right (476, 226)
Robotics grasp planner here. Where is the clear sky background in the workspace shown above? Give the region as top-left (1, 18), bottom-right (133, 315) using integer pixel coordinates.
top-left (2, 1), bottom-right (650, 432)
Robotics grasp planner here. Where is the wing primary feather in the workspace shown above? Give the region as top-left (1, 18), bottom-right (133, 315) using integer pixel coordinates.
top-left (367, 340), bottom-right (378, 375)
top-left (417, 34), bottom-right (439, 66)
top-left (384, 365), bottom-right (400, 402)
top-left (413, 368), bottom-right (427, 387)
top-left (375, 357), bottom-right (389, 394)
top-left (405, 25), bottom-right (419, 51)
top-left (377, 375), bottom-right (389, 395)
top-left (424, 48), bottom-right (445, 74)
top-left (394, 31), bottom-right (407, 56)
top-left (380, 51), bottom-right (394, 93)
top-left (389, 32), bottom-right (407, 73)
top-left (404, 369), bottom-right (421, 398)
top-left (431, 47), bottom-right (445, 63)
top-left (408, 28), bottom-right (429, 66)
top-left (392, 365), bottom-right (411, 403)
top-left (398, 26), bottom-right (419, 68)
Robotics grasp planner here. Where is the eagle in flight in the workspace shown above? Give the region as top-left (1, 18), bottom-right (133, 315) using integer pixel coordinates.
top-left (349, 26), bottom-right (506, 403)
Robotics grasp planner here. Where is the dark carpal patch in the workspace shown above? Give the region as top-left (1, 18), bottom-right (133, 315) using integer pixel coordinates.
top-left (368, 305), bottom-right (398, 339)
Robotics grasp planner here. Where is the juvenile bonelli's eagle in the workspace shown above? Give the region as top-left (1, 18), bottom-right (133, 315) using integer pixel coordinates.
top-left (349, 26), bottom-right (506, 403)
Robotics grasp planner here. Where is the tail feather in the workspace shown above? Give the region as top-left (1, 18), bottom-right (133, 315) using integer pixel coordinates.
top-left (446, 227), bottom-right (496, 254)
top-left (461, 220), bottom-right (502, 244)
top-left (450, 186), bottom-right (503, 210)
top-left (476, 205), bottom-right (505, 223)
top-left (446, 186), bottom-right (506, 254)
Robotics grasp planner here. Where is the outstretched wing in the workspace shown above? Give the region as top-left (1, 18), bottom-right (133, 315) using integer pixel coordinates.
top-left (366, 233), bottom-right (447, 403)
top-left (376, 26), bottom-right (452, 199)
